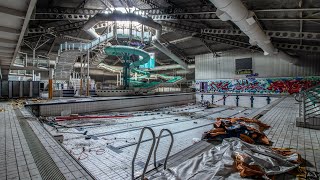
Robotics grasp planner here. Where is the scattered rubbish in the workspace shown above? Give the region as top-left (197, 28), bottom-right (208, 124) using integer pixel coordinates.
top-left (10, 99), bottom-right (26, 109)
top-left (192, 138), bottom-right (201, 144)
top-left (149, 138), bottom-right (303, 180)
top-left (102, 137), bottom-right (136, 143)
top-left (53, 134), bottom-right (64, 143)
top-left (61, 109), bottom-right (72, 116)
top-left (90, 135), bottom-right (98, 140)
top-left (203, 117), bottom-right (270, 145)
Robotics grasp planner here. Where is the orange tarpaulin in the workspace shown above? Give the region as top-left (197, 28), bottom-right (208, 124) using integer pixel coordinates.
top-left (204, 117), bottom-right (271, 145)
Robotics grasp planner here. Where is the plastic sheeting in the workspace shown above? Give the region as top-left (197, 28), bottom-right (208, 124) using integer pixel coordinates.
top-left (149, 138), bottom-right (300, 180)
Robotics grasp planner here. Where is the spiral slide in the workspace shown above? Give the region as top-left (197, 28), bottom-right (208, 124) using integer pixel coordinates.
top-left (104, 45), bottom-right (183, 89)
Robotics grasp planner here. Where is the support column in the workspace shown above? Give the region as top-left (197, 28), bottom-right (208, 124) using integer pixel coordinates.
top-left (86, 50), bottom-right (90, 96)
top-left (48, 68), bottom-right (53, 99)
top-left (80, 79), bottom-right (83, 96)
top-left (116, 74), bottom-right (119, 86)
top-left (129, 21), bottom-right (132, 41)
top-left (123, 55), bottom-right (130, 90)
top-left (80, 56), bottom-right (84, 96)
top-left (33, 49), bottom-right (36, 81)
top-left (141, 25), bottom-right (144, 43)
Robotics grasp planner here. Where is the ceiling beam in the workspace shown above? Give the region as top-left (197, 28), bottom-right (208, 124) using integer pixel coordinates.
top-left (0, 52), bottom-right (13, 58)
top-left (11, 0), bottom-right (38, 66)
top-left (0, 38), bottom-right (17, 44)
top-left (199, 39), bottom-right (215, 54)
top-left (254, 8), bottom-right (320, 12)
top-left (202, 28), bottom-right (320, 41)
top-left (0, 26), bottom-right (20, 35)
top-left (0, 46), bottom-right (15, 52)
top-left (0, 6), bottom-right (25, 18)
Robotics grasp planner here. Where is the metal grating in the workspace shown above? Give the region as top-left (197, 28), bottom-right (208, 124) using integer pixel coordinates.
top-left (14, 109), bottom-right (66, 180)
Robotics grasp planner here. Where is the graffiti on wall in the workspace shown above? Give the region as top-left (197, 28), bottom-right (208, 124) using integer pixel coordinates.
top-left (196, 77), bottom-right (320, 94)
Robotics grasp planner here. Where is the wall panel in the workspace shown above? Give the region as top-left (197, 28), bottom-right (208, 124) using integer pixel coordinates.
top-left (196, 51), bottom-right (320, 80)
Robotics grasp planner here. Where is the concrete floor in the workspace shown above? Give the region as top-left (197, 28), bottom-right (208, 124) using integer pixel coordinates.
top-left (257, 98), bottom-right (320, 172)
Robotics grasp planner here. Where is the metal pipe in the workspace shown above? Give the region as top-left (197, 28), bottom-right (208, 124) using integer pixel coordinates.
top-left (86, 28), bottom-right (100, 39)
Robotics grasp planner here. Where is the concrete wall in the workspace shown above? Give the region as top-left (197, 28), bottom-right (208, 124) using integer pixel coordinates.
top-left (0, 81), bottom-right (40, 98)
top-left (195, 51), bottom-right (320, 94)
top-left (196, 51), bottom-right (320, 80)
top-left (29, 93), bottom-right (195, 116)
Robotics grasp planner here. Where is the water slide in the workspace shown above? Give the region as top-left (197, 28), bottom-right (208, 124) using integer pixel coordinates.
top-left (104, 45), bottom-right (184, 89)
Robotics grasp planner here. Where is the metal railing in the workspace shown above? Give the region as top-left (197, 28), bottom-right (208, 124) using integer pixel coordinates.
top-left (132, 127), bottom-right (156, 180)
top-left (58, 30), bottom-right (151, 54)
top-left (297, 85), bottom-right (320, 128)
top-left (132, 127), bottom-right (174, 180)
top-left (153, 129), bottom-right (174, 170)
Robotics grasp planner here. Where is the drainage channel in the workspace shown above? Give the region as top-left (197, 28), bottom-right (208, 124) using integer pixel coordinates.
top-left (14, 109), bottom-right (66, 180)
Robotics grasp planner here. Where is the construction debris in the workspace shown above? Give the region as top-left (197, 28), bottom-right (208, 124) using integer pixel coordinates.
top-left (202, 117), bottom-right (270, 145)
top-left (10, 99), bottom-right (26, 109)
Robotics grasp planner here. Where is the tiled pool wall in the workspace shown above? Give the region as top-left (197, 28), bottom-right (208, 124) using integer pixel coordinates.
top-left (196, 93), bottom-right (281, 108)
top-left (33, 93), bottom-right (195, 116)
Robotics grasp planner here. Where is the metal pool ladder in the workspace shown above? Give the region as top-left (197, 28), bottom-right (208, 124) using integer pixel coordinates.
top-left (132, 127), bottom-right (174, 180)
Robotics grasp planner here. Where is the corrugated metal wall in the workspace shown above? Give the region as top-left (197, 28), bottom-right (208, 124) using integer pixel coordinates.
top-left (195, 51), bottom-right (320, 80)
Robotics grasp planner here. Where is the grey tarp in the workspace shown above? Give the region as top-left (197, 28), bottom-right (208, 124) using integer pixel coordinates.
top-left (149, 138), bottom-right (300, 180)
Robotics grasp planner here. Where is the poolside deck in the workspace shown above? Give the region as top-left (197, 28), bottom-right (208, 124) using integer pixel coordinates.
top-left (1, 97), bottom-right (319, 180)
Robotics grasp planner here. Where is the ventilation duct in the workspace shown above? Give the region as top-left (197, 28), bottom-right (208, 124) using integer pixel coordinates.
top-left (209, 0), bottom-right (299, 65)
top-left (86, 28), bottom-right (100, 39)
